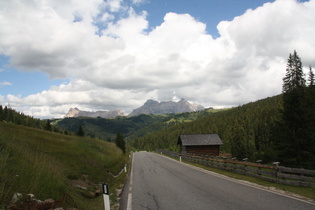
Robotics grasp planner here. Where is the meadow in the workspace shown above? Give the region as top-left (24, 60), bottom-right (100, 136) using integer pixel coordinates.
top-left (0, 122), bottom-right (129, 209)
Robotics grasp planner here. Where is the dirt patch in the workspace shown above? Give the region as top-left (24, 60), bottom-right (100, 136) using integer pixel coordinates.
top-left (67, 175), bottom-right (102, 198)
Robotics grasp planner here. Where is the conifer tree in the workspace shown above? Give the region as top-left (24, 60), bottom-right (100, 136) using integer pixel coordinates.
top-left (44, 119), bottom-right (52, 131)
top-left (282, 50), bottom-right (305, 93)
top-left (278, 50), bottom-right (314, 168)
top-left (308, 66), bottom-right (314, 86)
top-left (77, 125), bottom-right (84, 136)
top-left (115, 132), bottom-right (126, 153)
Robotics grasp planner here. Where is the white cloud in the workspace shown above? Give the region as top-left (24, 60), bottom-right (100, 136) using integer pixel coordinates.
top-left (0, 81), bottom-right (12, 86)
top-left (104, 0), bottom-right (124, 12)
top-left (1, 0), bottom-right (315, 118)
top-left (132, 0), bottom-right (145, 5)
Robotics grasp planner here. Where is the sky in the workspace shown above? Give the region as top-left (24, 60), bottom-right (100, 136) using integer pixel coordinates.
top-left (0, 0), bottom-right (314, 119)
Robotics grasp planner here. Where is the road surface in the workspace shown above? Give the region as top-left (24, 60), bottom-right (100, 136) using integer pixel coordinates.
top-left (119, 151), bottom-right (314, 210)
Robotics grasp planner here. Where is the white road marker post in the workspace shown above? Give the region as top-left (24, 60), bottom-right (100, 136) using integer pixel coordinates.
top-left (102, 183), bottom-right (110, 210)
top-left (180, 156), bottom-right (182, 162)
top-left (124, 164), bottom-right (127, 173)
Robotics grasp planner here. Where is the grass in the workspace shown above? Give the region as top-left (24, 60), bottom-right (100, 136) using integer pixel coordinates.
top-left (161, 153), bottom-right (315, 202)
top-left (0, 122), bottom-right (129, 209)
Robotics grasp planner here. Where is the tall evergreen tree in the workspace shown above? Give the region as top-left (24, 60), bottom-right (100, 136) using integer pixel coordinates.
top-left (115, 132), bottom-right (126, 153)
top-left (44, 119), bottom-right (52, 131)
top-left (304, 65), bottom-right (315, 168)
top-left (308, 66), bottom-right (314, 86)
top-left (77, 125), bottom-right (85, 136)
top-left (277, 50), bottom-right (315, 168)
top-left (282, 50), bottom-right (306, 93)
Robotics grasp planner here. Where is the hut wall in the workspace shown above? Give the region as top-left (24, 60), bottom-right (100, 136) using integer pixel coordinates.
top-left (180, 145), bottom-right (187, 153)
top-left (186, 145), bottom-right (220, 156)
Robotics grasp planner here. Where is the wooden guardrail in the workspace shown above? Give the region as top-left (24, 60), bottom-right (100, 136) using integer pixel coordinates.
top-left (157, 150), bottom-right (315, 187)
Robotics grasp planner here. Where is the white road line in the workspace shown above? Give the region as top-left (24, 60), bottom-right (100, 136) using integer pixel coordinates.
top-left (158, 153), bottom-right (315, 206)
top-left (127, 153), bottom-right (134, 210)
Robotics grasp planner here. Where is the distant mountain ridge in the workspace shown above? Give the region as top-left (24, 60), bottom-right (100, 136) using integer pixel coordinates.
top-left (64, 99), bottom-right (205, 118)
top-left (64, 108), bottom-right (126, 118)
top-left (128, 99), bottom-right (204, 116)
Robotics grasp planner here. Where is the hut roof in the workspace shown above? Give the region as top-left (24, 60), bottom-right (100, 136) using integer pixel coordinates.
top-left (177, 134), bottom-right (223, 146)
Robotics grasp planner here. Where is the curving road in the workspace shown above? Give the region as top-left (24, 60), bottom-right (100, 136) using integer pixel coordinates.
top-left (119, 151), bottom-right (314, 210)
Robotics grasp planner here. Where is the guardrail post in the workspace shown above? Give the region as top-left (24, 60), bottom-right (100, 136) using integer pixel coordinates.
top-left (272, 162), bottom-right (280, 183)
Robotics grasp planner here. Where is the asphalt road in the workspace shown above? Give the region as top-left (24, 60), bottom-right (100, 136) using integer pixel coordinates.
top-left (119, 151), bottom-right (315, 210)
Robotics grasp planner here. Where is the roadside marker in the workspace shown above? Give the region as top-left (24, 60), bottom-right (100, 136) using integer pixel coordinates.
top-left (102, 183), bottom-right (110, 210)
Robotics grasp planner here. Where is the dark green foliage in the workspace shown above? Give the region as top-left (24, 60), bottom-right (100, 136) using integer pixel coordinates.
top-left (44, 119), bottom-right (52, 131)
top-left (308, 66), bottom-right (314, 86)
top-left (275, 51), bottom-right (315, 169)
top-left (282, 50), bottom-right (305, 93)
top-left (115, 132), bottom-right (125, 153)
top-left (77, 125), bottom-right (85, 136)
top-left (0, 105), bottom-right (68, 134)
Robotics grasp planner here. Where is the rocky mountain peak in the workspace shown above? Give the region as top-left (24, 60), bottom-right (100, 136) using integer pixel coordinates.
top-left (64, 108), bottom-right (126, 118)
top-left (65, 107), bottom-right (80, 118)
top-left (144, 99), bottom-right (159, 106)
top-left (128, 99), bottom-right (204, 117)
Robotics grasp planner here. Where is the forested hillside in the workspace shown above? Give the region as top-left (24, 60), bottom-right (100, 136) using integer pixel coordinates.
top-left (54, 109), bottom-right (216, 141)
top-left (130, 95), bottom-right (282, 163)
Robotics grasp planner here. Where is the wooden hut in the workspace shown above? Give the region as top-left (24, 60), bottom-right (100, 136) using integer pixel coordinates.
top-left (177, 134), bottom-right (223, 156)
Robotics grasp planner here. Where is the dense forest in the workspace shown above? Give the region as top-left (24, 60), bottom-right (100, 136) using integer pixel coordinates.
top-left (130, 51), bottom-right (315, 169)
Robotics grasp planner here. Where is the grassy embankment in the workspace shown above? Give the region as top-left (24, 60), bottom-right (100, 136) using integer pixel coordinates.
top-left (0, 122), bottom-right (129, 209)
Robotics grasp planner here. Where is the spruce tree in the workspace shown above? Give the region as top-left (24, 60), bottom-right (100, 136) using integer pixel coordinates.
top-left (304, 65), bottom-right (315, 168)
top-left (282, 50), bottom-right (305, 93)
top-left (77, 125), bottom-right (84, 136)
top-left (308, 66), bottom-right (314, 86)
top-left (278, 50), bottom-right (315, 168)
top-left (44, 119), bottom-right (52, 131)
top-left (115, 132), bottom-right (126, 153)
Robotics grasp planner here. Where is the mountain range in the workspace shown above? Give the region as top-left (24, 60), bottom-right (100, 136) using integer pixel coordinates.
top-left (64, 108), bottom-right (126, 118)
top-left (64, 99), bottom-right (205, 118)
top-left (128, 99), bottom-right (204, 116)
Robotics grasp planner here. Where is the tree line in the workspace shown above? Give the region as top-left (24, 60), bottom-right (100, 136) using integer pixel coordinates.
top-left (275, 50), bottom-right (315, 169)
top-left (0, 105), bottom-right (128, 154)
top-left (130, 51), bottom-right (315, 169)
top-left (0, 105), bottom-right (71, 135)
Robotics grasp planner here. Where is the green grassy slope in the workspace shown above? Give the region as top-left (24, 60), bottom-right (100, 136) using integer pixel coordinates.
top-left (0, 122), bottom-right (128, 209)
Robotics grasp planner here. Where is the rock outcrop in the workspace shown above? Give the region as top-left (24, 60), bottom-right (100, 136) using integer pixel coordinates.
top-left (128, 99), bottom-right (204, 117)
top-left (64, 108), bottom-right (126, 118)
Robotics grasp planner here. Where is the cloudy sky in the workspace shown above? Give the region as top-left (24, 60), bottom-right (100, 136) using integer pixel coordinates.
top-left (0, 0), bottom-right (314, 119)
